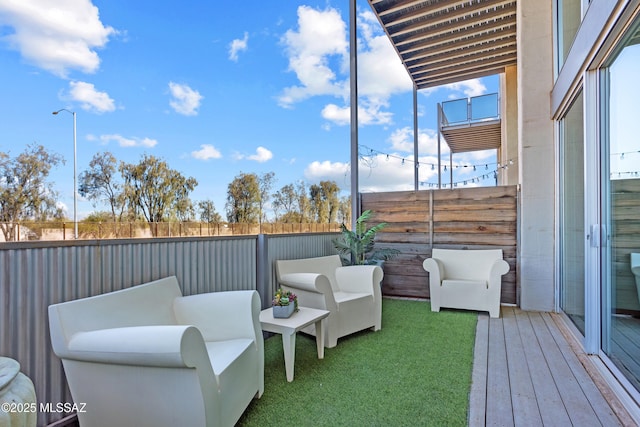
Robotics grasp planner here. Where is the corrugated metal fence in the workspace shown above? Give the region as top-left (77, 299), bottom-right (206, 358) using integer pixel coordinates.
top-left (0, 233), bottom-right (337, 426)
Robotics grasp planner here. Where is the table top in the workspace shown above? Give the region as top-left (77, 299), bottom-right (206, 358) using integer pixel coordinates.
top-left (260, 306), bottom-right (330, 334)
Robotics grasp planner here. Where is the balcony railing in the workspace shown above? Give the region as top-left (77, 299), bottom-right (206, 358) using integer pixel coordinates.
top-left (440, 93), bottom-right (500, 127)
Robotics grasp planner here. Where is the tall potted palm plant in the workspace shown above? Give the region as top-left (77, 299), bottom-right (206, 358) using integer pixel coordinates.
top-left (333, 210), bottom-right (400, 266)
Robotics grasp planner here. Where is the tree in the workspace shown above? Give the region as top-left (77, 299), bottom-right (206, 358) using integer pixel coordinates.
top-left (198, 200), bottom-right (222, 224)
top-left (78, 152), bottom-right (125, 222)
top-left (294, 180), bottom-right (310, 223)
top-left (272, 183), bottom-right (296, 222)
top-left (119, 154), bottom-right (197, 234)
top-left (258, 172), bottom-right (275, 224)
top-left (309, 180), bottom-right (340, 223)
top-left (273, 181), bottom-right (311, 223)
top-left (0, 144), bottom-right (64, 241)
top-left (225, 172), bottom-right (260, 223)
top-left (337, 195), bottom-right (351, 224)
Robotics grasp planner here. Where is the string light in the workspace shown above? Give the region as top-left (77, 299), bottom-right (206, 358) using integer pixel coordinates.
top-left (359, 144), bottom-right (506, 170)
top-left (357, 144), bottom-right (519, 187)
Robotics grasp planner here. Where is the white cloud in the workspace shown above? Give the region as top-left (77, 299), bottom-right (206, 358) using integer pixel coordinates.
top-left (388, 127), bottom-right (444, 156)
top-left (278, 6), bottom-right (349, 107)
top-left (321, 102), bottom-right (394, 126)
top-left (279, 6), bottom-right (411, 126)
top-left (100, 134), bottom-right (157, 148)
top-left (168, 82), bottom-right (203, 116)
top-left (321, 104), bottom-right (349, 126)
top-left (444, 79), bottom-right (487, 98)
top-left (249, 146), bottom-right (273, 162)
top-left (229, 32), bottom-right (248, 62)
top-left (415, 77), bottom-right (488, 99)
top-left (358, 154), bottom-right (423, 193)
top-left (191, 144), bottom-right (222, 160)
top-left (235, 146), bottom-right (273, 163)
top-left (304, 160), bottom-right (350, 184)
top-left (0, 0), bottom-right (116, 77)
top-left (68, 81), bottom-right (115, 113)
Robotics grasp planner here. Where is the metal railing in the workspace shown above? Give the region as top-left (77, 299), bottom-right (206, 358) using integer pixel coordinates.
top-left (440, 93), bottom-right (499, 126)
top-left (0, 232), bottom-right (338, 426)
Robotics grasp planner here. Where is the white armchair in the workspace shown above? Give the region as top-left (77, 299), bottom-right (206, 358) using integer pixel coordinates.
top-left (423, 248), bottom-right (509, 318)
top-left (275, 255), bottom-right (383, 348)
top-left (48, 276), bottom-right (263, 427)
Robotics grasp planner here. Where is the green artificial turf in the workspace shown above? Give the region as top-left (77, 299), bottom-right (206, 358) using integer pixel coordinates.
top-left (238, 299), bottom-right (477, 426)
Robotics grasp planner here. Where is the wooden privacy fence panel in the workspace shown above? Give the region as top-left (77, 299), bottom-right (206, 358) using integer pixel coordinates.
top-left (361, 185), bottom-right (518, 303)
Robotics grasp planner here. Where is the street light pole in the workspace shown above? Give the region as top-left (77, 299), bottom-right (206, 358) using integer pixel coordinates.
top-left (53, 109), bottom-right (78, 239)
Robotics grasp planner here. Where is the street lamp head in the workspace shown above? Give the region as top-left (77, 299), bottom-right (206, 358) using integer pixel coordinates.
top-left (52, 108), bottom-right (74, 115)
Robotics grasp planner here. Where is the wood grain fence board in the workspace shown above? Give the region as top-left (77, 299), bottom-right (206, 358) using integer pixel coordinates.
top-left (362, 186), bottom-right (518, 303)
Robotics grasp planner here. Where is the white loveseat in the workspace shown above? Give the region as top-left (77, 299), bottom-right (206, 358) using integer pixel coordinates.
top-left (48, 276), bottom-right (264, 427)
top-left (422, 249), bottom-right (509, 318)
top-left (275, 255), bottom-right (383, 348)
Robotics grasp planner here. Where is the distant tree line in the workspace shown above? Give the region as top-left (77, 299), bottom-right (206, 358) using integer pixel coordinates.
top-left (0, 145), bottom-right (351, 240)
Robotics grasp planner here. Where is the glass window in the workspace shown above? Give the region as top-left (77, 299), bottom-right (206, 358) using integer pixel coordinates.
top-left (559, 91), bottom-right (585, 334)
top-left (557, 0), bottom-right (582, 70)
top-left (601, 22), bottom-right (640, 394)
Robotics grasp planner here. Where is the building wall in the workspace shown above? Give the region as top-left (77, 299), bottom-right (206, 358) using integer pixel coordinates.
top-left (500, 65), bottom-right (519, 186)
top-left (518, 0), bottom-right (557, 311)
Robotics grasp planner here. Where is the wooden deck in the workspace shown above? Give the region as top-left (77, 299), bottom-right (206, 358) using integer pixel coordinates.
top-left (469, 306), bottom-right (635, 426)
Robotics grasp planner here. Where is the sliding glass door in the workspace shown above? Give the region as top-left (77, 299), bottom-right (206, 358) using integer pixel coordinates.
top-left (600, 26), bottom-right (640, 393)
top-left (559, 91), bottom-right (585, 334)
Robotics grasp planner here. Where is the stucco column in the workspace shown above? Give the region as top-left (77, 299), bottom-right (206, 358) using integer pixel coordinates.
top-left (517, 0), bottom-right (556, 311)
top-left (500, 65), bottom-right (519, 185)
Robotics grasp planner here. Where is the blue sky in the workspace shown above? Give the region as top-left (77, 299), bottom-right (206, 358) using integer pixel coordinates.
top-left (0, 0), bottom-right (500, 220)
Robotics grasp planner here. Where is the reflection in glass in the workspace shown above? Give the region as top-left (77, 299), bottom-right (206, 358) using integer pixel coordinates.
top-left (557, 0), bottom-right (581, 70)
top-left (602, 30), bottom-right (640, 393)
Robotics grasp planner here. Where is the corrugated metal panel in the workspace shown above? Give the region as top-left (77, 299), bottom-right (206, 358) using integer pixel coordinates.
top-left (0, 233), bottom-right (335, 426)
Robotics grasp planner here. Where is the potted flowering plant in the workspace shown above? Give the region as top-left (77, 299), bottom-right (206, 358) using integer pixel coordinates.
top-left (272, 288), bottom-right (298, 318)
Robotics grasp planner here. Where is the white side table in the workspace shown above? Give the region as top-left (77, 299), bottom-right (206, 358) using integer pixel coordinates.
top-left (259, 306), bottom-right (330, 382)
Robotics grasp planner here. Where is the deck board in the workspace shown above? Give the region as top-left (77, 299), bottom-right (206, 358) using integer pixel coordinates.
top-left (470, 307), bottom-right (627, 427)
top-left (502, 308), bottom-right (541, 426)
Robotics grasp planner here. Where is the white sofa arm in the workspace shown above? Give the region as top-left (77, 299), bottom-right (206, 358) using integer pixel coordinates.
top-left (278, 273), bottom-right (337, 312)
top-left (489, 259), bottom-right (510, 288)
top-left (335, 265), bottom-right (383, 294)
top-left (174, 290), bottom-right (261, 343)
top-left (64, 325), bottom-right (209, 368)
top-left (278, 273), bottom-right (332, 294)
top-left (422, 258), bottom-right (443, 286)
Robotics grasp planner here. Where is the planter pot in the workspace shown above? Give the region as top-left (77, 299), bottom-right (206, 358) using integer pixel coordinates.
top-left (0, 357), bottom-right (37, 427)
top-left (273, 304), bottom-right (295, 318)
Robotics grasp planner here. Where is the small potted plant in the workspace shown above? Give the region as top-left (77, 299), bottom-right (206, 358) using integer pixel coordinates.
top-left (272, 288), bottom-right (298, 318)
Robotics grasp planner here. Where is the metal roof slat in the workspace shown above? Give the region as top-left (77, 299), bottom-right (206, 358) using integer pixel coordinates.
top-left (384, 0), bottom-right (516, 38)
top-left (404, 33), bottom-right (517, 67)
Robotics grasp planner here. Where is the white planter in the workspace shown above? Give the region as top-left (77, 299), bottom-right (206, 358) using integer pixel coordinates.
top-left (0, 357), bottom-right (37, 427)
top-left (273, 304), bottom-right (295, 318)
